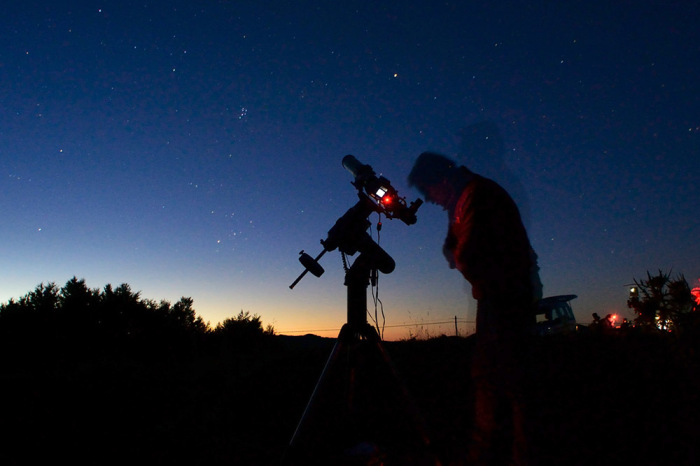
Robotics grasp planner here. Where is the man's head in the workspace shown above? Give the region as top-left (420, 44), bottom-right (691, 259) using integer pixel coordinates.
top-left (408, 152), bottom-right (460, 208)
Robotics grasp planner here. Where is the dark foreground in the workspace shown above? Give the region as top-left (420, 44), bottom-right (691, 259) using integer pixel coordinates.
top-left (2, 331), bottom-right (699, 465)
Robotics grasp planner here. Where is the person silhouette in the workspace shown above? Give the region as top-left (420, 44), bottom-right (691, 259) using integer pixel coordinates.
top-left (408, 151), bottom-right (543, 465)
top-left (458, 121), bottom-right (531, 229)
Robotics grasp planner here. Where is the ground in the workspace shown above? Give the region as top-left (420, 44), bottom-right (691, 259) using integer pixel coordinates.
top-left (1, 331), bottom-right (698, 465)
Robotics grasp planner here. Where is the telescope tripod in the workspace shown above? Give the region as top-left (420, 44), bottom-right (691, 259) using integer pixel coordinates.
top-left (283, 255), bottom-right (438, 465)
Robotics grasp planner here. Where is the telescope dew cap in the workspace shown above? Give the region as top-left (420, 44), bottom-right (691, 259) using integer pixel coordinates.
top-left (408, 152), bottom-right (457, 190)
top-left (342, 154), bottom-right (374, 180)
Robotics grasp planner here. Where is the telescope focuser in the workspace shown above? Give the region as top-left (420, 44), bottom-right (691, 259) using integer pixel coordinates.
top-left (342, 155), bottom-right (423, 225)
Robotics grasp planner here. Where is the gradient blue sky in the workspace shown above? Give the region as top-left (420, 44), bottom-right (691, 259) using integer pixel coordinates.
top-left (2, 1), bottom-right (698, 339)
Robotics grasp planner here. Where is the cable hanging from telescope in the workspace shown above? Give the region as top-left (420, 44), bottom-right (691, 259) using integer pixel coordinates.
top-left (371, 280), bottom-right (385, 340)
top-left (370, 214), bottom-right (386, 339)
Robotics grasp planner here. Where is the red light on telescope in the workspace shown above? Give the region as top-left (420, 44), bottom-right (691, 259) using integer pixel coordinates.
top-left (374, 186), bottom-right (393, 206)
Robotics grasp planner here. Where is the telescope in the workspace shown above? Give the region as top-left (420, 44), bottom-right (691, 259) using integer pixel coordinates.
top-left (284, 156), bottom-right (435, 466)
top-left (289, 155), bottom-right (422, 290)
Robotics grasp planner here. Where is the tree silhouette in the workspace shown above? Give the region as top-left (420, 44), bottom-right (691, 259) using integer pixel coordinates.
top-left (26, 282), bottom-right (61, 313)
top-left (215, 310), bottom-right (272, 337)
top-left (628, 270), bottom-right (695, 331)
top-left (0, 277), bottom-right (215, 363)
top-left (60, 277), bottom-right (100, 310)
top-left (0, 278), bottom-right (291, 465)
top-left (58, 277), bottom-right (101, 345)
top-left (212, 310), bottom-right (274, 354)
top-left (0, 277), bottom-right (283, 369)
top-left (168, 296), bottom-right (208, 332)
top-left (0, 282), bottom-right (62, 364)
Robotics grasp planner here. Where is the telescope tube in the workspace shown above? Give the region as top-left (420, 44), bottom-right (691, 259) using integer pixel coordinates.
top-left (342, 154), bottom-right (374, 180)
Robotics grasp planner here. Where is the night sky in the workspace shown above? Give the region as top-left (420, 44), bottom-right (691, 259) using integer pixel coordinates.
top-left (2, 1), bottom-right (698, 339)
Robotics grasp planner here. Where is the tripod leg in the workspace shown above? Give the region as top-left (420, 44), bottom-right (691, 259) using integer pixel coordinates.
top-left (287, 337), bottom-right (343, 449)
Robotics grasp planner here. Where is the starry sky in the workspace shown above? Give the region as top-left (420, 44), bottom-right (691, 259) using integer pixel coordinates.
top-left (2, 1), bottom-right (698, 339)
